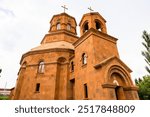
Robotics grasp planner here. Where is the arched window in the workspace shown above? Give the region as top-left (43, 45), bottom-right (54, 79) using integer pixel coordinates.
top-left (22, 62), bottom-right (27, 68)
top-left (82, 53), bottom-right (87, 65)
top-left (95, 21), bottom-right (101, 31)
top-left (67, 24), bottom-right (71, 30)
top-left (71, 61), bottom-right (74, 71)
top-left (56, 23), bottom-right (61, 30)
top-left (38, 61), bottom-right (44, 73)
top-left (83, 22), bottom-right (89, 33)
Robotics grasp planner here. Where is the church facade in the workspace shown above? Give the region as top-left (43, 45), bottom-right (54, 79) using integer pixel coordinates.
top-left (12, 11), bottom-right (139, 100)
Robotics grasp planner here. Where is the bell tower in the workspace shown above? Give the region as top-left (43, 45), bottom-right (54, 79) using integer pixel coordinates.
top-left (79, 12), bottom-right (107, 36)
top-left (74, 12), bottom-right (139, 100)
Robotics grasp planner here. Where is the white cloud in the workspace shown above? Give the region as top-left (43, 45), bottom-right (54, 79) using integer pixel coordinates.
top-left (0, 7), bottom-right (15, 18)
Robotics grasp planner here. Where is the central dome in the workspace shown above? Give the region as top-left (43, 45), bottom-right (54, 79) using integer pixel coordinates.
top-left (31, 41), bottom-right (74, 52)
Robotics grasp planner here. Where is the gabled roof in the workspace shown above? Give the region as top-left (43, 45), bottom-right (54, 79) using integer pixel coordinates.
top-left (94, 56), bottom-right (132, 73)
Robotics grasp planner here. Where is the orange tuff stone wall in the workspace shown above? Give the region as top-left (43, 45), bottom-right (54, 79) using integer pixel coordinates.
top-left (14, 50), bottom-right (74, 100)
top-left (12, 12), bottom-right (139, 100)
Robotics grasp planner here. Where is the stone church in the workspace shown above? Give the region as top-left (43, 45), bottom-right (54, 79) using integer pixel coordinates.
top-left (11, 10), bottom-right (139, 100)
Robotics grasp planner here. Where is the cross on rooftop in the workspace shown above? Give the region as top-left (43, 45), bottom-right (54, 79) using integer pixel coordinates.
top-left (61, 5), bottom-right (68, 13)
top-left (88, 7), bottom-right (94, 12)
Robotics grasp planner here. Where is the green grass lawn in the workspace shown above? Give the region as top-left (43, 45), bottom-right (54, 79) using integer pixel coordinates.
top-left (0, 95), bottom-right (9, 100)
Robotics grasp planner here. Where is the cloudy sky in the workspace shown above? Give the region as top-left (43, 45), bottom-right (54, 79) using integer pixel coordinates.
top-left (0, 0), bottom-right (150, 88)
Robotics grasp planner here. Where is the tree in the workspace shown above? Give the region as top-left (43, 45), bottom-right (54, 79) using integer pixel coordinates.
top-left (135, 31), bottom-right (150, 100)
top-left (135, 76), bottom-right (150, 100)
top-left (141, 30), bottom-right (150, 73)
top-left (0, 94), bottom-right (9, 100)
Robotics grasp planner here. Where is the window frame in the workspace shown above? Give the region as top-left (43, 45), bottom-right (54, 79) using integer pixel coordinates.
top-left (22, 61), bottom-right (27, 68)
top-left (83, 22), bottom-right (89, 33)
top-left (71, 61), bottom-right (74, 72)
top-left (82, 53), bottom-right (87, 65)
top-left (84, 83), bottom-right (88, 99)
top-left (38, 61), bottom-right (45, 73)
top-left (56, 23), bottom-right (61, 30)
top-left (67, 24), bottom-right (71, 31)
top-left (95, 20), bottom-right (102, 31)
top-left (35, 83), bottom-right (40, 92)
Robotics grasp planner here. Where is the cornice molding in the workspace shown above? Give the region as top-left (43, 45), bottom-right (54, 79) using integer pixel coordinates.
top-left (94, 56), bottom-right (132, 73)
top-left (41, 30), bottom-right (79, 44)
top-left (74, 28), bottom-right (118, 48)
top-left (20, 48), bottom-right (74, 64)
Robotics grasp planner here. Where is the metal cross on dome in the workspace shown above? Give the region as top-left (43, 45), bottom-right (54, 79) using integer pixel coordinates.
top-left (88, 6), bottom-right (94, 12)
top-left (61, 5), bottom-right (68, 13)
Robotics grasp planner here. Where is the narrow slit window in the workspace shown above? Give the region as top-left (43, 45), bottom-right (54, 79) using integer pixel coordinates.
top-left (36, 83), bottom-right (40, 92)
top-left (82, 53), bottom-right (87, 65)
top-left (84, 84), bottom-right (88, 98)
top-left (71, 61), bottom-right (74, 71)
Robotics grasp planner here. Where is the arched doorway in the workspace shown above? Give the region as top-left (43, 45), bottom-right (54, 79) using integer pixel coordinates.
top-left (105, 65), bottom-right (133, 100)
top-left (115, 86), bottom-right (125, 100)
top-left (111, 72), bottom-right (126, 100)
